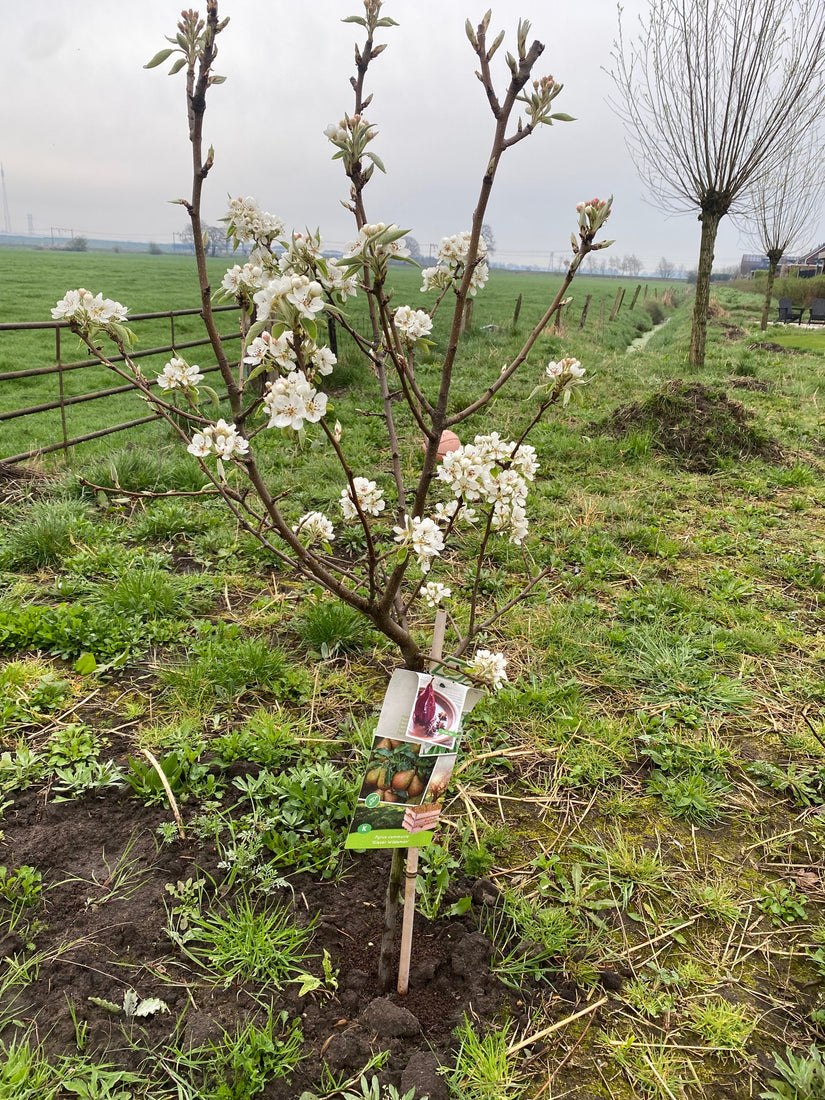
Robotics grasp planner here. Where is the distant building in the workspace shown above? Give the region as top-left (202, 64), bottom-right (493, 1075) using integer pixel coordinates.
top-left (739, 252), bottom-right (797, 276)
top-left (740, 244), bottom-right (825, 279)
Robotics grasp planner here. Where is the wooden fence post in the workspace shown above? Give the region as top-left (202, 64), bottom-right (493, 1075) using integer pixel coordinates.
top-left (609, 287), bottom-right (624, 321)
top-left (630, 284), bottom-right (641, 310)
top-left (512, 294), bottom-right (522, 327)
top-left (579, 294), bottom-right (592, 329)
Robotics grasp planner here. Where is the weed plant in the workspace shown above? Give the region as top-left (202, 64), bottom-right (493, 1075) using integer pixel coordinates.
top-left (172, 890), bottom-right (314, 987)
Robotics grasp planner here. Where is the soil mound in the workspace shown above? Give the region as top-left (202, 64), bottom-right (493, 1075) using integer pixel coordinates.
top-left (601, 380), bottom-right (782, 472)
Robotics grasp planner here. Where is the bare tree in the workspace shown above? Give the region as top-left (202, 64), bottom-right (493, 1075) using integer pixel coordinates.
top-left (611, 0), bottom-right (825, 368)
top-left (621, 253), bottom-right (642, 276)
top-left (656, 257), bottom-right (675, 279)
top-left (739, 141), bottom-right (825, 329)
top-left (481, 222), bottom-right (496, 257)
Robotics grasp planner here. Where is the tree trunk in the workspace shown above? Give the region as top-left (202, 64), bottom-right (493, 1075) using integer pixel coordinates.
top-left (760, 257), bottom-right (780, 331)
top-left (689, 209), bottom-right (723, 369)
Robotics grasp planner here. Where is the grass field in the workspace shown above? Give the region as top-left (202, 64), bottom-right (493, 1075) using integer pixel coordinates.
top-left (0, 247), bottom-right (680, 463)
top-left (2, 252), bottom-right (825, 1098)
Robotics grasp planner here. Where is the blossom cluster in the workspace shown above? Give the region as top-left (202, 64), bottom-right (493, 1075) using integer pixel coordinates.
top-left (263, 372), bottom-right (327, 431)
top-left (225, 196), bottom-right (284, 246)
top-left (339, 477), bottom-right (386, 521)
top-left (467, 649), bottom-right (508, 690)
top-left (254, 273), bottom-right (325, 325)
top-left (344, 222), bottom-right (410, 266)
top-left (51, 289), bottom-right (129, 330)
top-left (393, 515), bottom-right (445, 573)
top-left (437, 433), bottom-right (538, 545)
top-left (421, 581), bottom-right (451, 608)
top-left (573, 196), bottom-right (614, 253)
top-left (421, 232), bottom-right (489, 297)
top-left (187, 419), bottom-right (249, 460)
top-left (546, 357), bottom-right (586, 405)
top-left (292, 511), bottom-right (335, 546)
top-left (393, 305), bottom-right (433, 344)
top-left (243, 331), bottom-right (336, 380)
top-left (157, 358), bottom-right (204, 392)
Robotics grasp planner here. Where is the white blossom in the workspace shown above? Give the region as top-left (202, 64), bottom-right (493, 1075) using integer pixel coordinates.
top-left (187, 419), bottom-right (249, 460)
top-left (311, 346), bottom-right (337, 376)
top-left (393, 515), bottom-right (444, 573)
top-left (51, 289), bottom-right (129, 329)
top-left (393, 305), bottom-right (433, 343)
top-left (468, 649), bottom-right (509, 690)
top-left (292, 511), bottom-right (335, 546)
top-left (262, 371), bottom-right (326, 431)
top-left (546, 357), bottom-right (587, 405)
top-left (344, 223), bottom-right (409, 262)
top-left (421, 581), bottom-right (451, 608)
top-left (157, 358), bottom-right (204, 392)
top-left (339, 477), bottom-right (385, 520)
top-left (226, 196), bottom-right (284, 244)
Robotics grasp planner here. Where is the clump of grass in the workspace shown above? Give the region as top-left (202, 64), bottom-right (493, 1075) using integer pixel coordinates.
top-left (686, 998), bottom-right (754, 1049)
top-left (293, 599), bottom-right (374, 658)
top-left (174, 891), bottom-right (314, 987)
top-left (74, 447), bottom-right (209, 494)
top-left (92, 566), bottom-right (207, 621)
top-left (0, 500), bottom-right (92, 570)
top-left (210, 708), bottom-right (301, 769)
top-left (130, 499), bottom-right (209, 541)
top-left (447, 1015), bottom-right (523, 1100)
top-left (161, 625), bottom-right (310, 708)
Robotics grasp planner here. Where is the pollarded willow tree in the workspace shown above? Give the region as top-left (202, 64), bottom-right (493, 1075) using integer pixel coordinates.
top-left (610, 0), bottom-right (825, 368)
top-left (740, 140), bottom-right (825, 330)
top-left (52, 1), bottom-right (613, 683)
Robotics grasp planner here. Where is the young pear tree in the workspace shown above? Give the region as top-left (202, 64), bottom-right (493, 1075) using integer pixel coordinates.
top-left (52, 0), bottom-right (613, 686)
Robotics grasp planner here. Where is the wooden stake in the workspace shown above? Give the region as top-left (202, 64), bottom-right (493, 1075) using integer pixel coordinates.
top-left (397, 609), bottom-right (447, 995)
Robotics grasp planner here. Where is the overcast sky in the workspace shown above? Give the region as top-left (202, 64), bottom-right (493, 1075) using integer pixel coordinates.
top-left (3, 1), bottom-right (821, 272)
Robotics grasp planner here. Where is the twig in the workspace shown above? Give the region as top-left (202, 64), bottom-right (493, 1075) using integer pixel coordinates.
top-left (506, 996), bottom-right (608, 1056)
top-left (141, 749), bottom-right (185, 839)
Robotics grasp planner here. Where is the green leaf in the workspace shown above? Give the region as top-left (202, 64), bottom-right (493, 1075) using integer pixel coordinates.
top-left (365, 151), bottom-right (386, 173)
top-left (88, 995), bottom-right (121, 1014)
top-left (550, 112), bottom-right (576, 122)
top-left (292, 971), bottom-right (323, 996)
top-left (448, 896), bottom-right (473, 916)
top-left (341, 15), bottom-right (367, 25)
top-left (144, 48), bottom-right (175, 69)
top-left (168, 57), bottom-right (187, 76)
top-left (74, 652), bottom-right (97, 676)
top-left (200, 384), bottom-right (221, 410)
top-left (301, 317), bottom-right (318, 342)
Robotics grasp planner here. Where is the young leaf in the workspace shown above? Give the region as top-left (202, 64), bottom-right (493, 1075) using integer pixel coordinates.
top-left (144, 48), bottom-right (175, 69)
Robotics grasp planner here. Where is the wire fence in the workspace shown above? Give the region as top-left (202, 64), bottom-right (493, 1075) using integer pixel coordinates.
top-left (0, 306), bottom-right (241, 465)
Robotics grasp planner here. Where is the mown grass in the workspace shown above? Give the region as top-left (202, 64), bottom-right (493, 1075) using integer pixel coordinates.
top-left (1, 266), bottom-right (825, 1098)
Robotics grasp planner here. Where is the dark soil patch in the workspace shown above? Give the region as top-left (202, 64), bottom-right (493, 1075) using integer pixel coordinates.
top-left (0, 781), bottom-right (567, 1098)
top-left (599, 380), bottom-right (783, 472)
top-left (729, 376), bottom-right (771, 391)
top-left (747, 342), bottom-right (799, 355)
